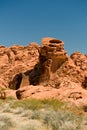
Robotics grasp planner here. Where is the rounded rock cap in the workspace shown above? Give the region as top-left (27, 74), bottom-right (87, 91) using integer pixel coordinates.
top-left (41, 37), bottom-right (64, 45)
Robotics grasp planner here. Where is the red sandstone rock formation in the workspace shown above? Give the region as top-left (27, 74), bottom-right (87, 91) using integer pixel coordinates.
top-left (0, 43), bottom-right (39, 88)
top-left (39, 37), bottom-right (68, 84)
top-left (0, 37), bottom-right (87, 107)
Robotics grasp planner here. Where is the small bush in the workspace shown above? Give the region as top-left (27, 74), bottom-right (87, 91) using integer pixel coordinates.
top-left (10, 98), bottom-right (44, 110)
top-left (0, 115), bottom-right (14, 130)
top-left (21, 110), bottom-right (33, 118)
top-left (42, 98), bottom-right (64, 110)
top-left (19, 119), bottom-right (44, 130)
top-left (0, 99), bottom-right (4, 106)
top-left (10, 98), bottom-right (64, 111)
top-left (42, 110), bottom-right (61, 130)
top-left (6, 96), bottom-right (16, 101)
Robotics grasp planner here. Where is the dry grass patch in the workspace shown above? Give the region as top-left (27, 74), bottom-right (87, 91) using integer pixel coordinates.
top-left (0, 98), bottom-right (87, 130)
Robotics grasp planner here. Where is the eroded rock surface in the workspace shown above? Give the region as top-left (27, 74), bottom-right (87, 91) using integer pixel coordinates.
top-left (0, 37), bottom-right (87, 107)
top-left (0, 43), bottom-right (39, 88)
top-left (39, 37), bottom-right (68, 84)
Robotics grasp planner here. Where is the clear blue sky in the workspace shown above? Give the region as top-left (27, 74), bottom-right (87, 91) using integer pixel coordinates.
top-left (0, 0), bottom-right (87, 54)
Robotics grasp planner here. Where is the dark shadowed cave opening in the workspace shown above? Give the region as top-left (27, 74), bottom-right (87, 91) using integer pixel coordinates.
top-left (9, 64), bottom-right (41, 90)
top-left (9, 73), bottom-right (22, 90)
top-left (82, 76), bottom-right (87, 89)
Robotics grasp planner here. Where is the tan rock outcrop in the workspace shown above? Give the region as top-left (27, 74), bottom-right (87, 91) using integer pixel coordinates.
top-left (8, 37), bottom-right (68, 89)
top-left (0, 43), bottom-right (39, 88)
top-left (0, 37), bottom-right (87, 107)
top-left (71, 51), bottom-right (87, 71)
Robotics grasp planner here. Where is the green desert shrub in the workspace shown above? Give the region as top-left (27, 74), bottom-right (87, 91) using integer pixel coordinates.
top-left (80, 115), bottom-right (87, 130)
top-left (0, 99), bottom-right (3, 106)
top-left (10, 98), bottom-right (64, 111)
top-left (0, 115), bottom-right (14, 130)
top-left (1, 103), bottom-right (11, 112)
top-left (6, 96), bottom-right (16, 101)
top-left (42, 110), bottom-right (61, 130)
top-left (12, 107), bottom-right (24, 114)
top-left (10, 98), bottom-right (44, 110)
top-left (19, 119), bottom-right (45, 130)
top-left (41, 98), bottom-right (64, 110)
top-left (20, 109), bottom-right (33, 118)
top-left (41, 109), bottom-right (82, 130)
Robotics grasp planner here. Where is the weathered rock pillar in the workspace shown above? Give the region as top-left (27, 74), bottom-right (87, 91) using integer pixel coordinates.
top-left (39, 37), bottom-right (68, 84)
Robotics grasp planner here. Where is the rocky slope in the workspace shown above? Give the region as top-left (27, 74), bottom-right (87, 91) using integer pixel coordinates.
top-left (0, 37), bottom-right (87, 106)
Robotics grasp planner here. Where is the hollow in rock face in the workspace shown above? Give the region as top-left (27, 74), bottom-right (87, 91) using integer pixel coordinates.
top-left (49, 39), bottom-right (62, 44)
